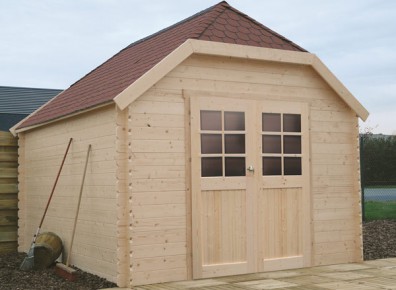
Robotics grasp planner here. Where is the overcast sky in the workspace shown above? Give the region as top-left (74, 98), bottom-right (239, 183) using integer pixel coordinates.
top-left (1, 0), bottom-right (395, 134)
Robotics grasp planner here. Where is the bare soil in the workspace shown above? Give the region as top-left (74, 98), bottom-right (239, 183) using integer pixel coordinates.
top-left (1, 220), bottom-right (395, 289)
top-left (0, 252), bottom-right (116, 290)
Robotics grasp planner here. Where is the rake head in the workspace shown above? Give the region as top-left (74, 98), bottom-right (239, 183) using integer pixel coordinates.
top-left (20, 246), bottom-right (34, 271)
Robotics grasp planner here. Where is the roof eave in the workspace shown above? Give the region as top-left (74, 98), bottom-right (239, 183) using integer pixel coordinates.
top-left (114, 39), bottom-right (368, 121)
top-left (10, 90), bottom-right (64, 136)
top-left (12, 101), bottom-right (114, 135)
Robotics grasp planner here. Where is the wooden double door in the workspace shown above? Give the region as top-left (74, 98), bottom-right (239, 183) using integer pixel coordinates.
top-left (190, 96), bottom-right (311, 279)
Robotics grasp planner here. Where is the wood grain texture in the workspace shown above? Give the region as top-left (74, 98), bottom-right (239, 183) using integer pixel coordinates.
top-left (0, 132), bottom-right (18, 253)
top-left (18, 49), bottom-right (362, 286)
top-left (18, 106), bottom-right (118, 282)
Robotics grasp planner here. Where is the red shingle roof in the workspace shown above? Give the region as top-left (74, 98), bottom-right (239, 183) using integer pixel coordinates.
top-left (18, 1), bottom-right (306, 129)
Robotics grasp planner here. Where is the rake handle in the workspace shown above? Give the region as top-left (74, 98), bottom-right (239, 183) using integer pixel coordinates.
top-left (33, 138), bottom-right (73, 243)
top-left (66, 144), bottom-right (91, 267)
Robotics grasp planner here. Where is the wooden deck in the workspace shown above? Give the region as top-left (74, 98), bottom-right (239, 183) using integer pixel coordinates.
top-left (102, 258), bottom-right (396, 289)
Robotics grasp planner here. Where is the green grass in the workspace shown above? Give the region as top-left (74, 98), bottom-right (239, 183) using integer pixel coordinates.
top-left (365, 185), bottom-right (396, 189)
top-left (364, 201), bottom-right (396, 221)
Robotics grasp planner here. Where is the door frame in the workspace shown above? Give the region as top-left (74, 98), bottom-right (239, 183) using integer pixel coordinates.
top-left (186, 91), bottom-right (312, 279)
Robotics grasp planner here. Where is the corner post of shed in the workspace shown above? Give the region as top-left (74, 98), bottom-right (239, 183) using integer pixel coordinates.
top-left (115, 104), bottom-right (131, 287)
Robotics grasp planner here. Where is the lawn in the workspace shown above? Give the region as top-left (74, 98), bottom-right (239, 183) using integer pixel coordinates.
top-left (364, 200), bottom-right (396, 221)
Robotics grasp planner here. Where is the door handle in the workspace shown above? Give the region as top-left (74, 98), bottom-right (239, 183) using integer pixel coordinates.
top-left (247, 165), bottom-right (254, 173)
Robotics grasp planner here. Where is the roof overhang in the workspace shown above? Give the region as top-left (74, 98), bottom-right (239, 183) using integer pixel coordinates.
top-left (10, 102), bottom-right (113, 136)
top-left (114, 39), bottom-right (369, 121)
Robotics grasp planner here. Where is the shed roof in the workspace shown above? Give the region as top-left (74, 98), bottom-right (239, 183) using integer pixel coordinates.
top-left (16, 1), bottom-right (306, 130)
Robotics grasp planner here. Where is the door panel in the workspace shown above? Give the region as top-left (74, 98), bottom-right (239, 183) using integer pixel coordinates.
top-left (201, 190), bottom-right (246, 265)
top-left (191, 96), bottom-right (255, 278)
top-left (200, 189), bottom-right (248, 277)
top-left (257, 101), bottom-right (311, 272)
top-left (258, 188), bottom-right (304, 271)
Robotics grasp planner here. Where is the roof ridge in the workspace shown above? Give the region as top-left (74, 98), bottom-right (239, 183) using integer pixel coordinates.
top-left (226, 4), bottom-right (307, 52)
top-left (125, 1), bottom-right (229, 50)
top-left (68, 2), bottom-right (229, 90)
top-left (196, 2), bottom-right (229, 40)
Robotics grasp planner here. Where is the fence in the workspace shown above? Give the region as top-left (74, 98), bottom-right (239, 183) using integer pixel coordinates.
top-left (0, 131), bottom-right (18, 253)
top-left (360, 134), bottom-right (396, 221)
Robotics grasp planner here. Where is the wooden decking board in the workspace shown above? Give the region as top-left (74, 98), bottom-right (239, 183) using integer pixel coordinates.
top-left (132, 259), bottom-right (396, 290)
top-left (235, 279), bottom-right (298, 289)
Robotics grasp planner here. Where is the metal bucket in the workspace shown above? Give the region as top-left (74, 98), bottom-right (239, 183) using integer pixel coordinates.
top-left (33, 232), bottom-right (63, 270)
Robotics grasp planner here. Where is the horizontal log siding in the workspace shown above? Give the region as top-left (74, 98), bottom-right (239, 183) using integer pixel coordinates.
top-left (128, 88), bottom-right (188, 286)
top-left (128, 54), bottom-right (361, 286)
top-left (0, 131), bottom-right (18, 253)
top-left (18, 106), bottom-right (118, 282)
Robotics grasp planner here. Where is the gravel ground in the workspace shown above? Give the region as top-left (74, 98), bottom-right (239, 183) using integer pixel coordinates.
top-left (363, 219), bottom-right (396, 260)
top-left (0, 252), bottom-right (116, 290)
top-left (1, 221), bottom-right (395, 289)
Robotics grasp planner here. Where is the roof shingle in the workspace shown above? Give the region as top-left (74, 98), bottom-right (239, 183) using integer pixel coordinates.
top-left (18, 1), bottom-right (306, 129)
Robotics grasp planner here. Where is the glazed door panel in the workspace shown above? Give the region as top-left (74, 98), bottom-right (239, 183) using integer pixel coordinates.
top-left (257, 101), bottom-right (311, 272)
top-left (191, 97), bottom-right (256, 278)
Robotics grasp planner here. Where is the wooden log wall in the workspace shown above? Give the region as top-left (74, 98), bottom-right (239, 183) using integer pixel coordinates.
top-left (126, 54), bottom-right (362, 286)
top-left (0, 131), bottom-right (18, 253)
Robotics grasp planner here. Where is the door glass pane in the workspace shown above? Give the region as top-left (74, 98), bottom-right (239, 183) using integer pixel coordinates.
top-left (262, 135), bottom-right (281, 153)
top-left (202, 157), bottom-right (222, 177)
top-left (284, 136), bottom-right (301, 154)
top-left (225, 134), bottom-right (245, 154)
top-left (225, 157), bottom-right (245, 176)
top-left (200, 110), bottom-right (221, 131)
top-left (201, 134), bottom-right (222, 154)
top-left (263, 157), bottom-right (281, 175)
top-left (283, 114), bottom-right (301, 132)
top-left (284, 157), bottom-right (302, 175)
top-left (225, 111), bottom-right (245, 131)
top-left (262, 113), bottom-right (281, 132)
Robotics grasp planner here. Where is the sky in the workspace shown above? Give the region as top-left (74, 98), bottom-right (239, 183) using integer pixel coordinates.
top-left (1, 0), bottom-right (395, 134)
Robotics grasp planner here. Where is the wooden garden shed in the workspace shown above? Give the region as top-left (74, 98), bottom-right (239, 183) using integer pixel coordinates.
top-left (12, 2), bottom-right (369, 287)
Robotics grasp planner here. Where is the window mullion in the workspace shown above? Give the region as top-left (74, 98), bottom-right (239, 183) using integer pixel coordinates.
top-left (222, 111), bottom-right (225, 177)
top-left (281, 113), bottom-right (284, 176)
